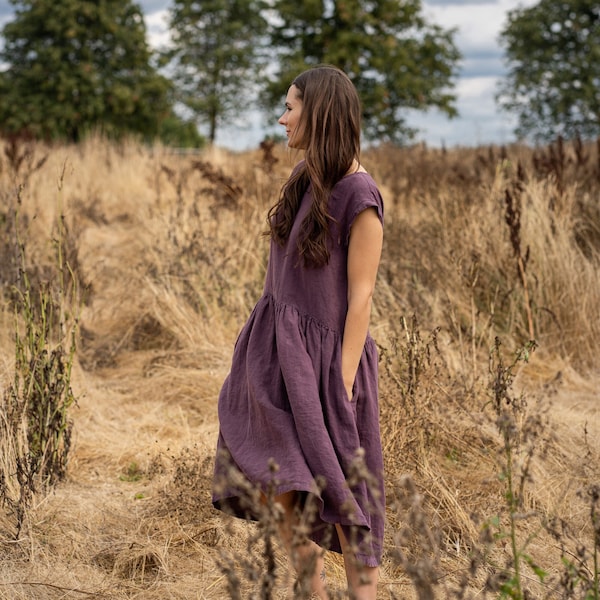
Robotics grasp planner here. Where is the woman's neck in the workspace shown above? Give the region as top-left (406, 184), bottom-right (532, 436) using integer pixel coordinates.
top-left (345, 159), bottom-right (366, 176)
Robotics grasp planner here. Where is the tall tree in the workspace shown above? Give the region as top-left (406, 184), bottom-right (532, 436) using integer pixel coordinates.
top-left (265, 0), bottom-right (461, 143)
top-left (498, 0), bottom-right (600, 143)
top-left (0, 0), bottom-right (173, 142)
top-left (164, 0), bottom-right (268, 144)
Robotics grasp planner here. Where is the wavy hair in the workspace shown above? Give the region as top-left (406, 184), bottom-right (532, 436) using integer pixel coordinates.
top-left (268, 65), bottom-right (362, 267)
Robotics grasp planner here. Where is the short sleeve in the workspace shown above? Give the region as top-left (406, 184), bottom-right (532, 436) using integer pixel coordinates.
top-left (336, 174), bottom-right (384, 246)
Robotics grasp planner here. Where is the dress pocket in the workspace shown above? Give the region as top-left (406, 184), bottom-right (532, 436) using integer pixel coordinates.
top-left (342, 377), bottom-right (359, 405)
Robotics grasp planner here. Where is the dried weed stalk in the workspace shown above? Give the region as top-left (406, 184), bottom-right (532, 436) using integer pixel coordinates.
top-left (0, 176), bottom-right (78, 539)
top-left (476, 337), bottom-right (550, 599)
top-left (503, 165), bottom-right (535, 341)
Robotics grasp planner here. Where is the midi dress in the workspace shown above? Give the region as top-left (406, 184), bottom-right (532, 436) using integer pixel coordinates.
top-left (212, 169), bottom-right (385, 567)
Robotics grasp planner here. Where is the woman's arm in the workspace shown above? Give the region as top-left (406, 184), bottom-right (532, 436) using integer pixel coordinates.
top-left (341, 207), bottom-right (384, 400)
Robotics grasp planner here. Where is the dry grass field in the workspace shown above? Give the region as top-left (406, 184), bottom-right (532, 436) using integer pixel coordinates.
top-left (0, 134), bottom-right (599, 599)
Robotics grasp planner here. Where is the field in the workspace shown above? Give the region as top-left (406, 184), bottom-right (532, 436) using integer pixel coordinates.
top-left (0, 135), bottom-right (599, 599)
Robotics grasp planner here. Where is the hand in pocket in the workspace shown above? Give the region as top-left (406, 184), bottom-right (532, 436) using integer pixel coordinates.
top-left (345, 383), bottom-right (353, 402)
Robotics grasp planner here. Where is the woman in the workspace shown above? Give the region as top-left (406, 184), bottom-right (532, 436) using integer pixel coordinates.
top-left (213, 65), bottom-right (384, 599)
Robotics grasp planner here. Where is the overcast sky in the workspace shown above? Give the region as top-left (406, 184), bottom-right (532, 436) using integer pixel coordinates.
top-left (0, 0), bottom-right (538, 149)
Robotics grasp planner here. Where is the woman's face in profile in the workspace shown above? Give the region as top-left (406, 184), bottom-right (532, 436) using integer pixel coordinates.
top-left (278, 84), bottom-right (304, 149)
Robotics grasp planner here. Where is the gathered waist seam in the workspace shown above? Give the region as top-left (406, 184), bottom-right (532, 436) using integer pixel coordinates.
top-left (262, 292), bottom-right (341, 335)
top-left (260, 293), bottom-right (376, 351)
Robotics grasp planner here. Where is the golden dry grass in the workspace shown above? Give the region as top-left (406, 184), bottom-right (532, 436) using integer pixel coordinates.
top-left (0, 134), bottom-right (599, 599)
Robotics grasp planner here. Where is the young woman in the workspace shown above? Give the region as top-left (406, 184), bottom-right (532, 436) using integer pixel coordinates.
top-left (213, 65), bottom-right (385, 599)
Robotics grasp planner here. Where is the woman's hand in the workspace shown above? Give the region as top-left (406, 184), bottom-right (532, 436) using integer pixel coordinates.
top-left (344, 381), bottom-right (353, 402)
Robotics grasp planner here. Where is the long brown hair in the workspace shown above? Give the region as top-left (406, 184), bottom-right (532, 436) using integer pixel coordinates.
top-left (268, 65), bottom-right (362, 267)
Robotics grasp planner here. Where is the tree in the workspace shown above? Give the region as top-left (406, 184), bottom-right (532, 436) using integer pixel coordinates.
top-left (498, 0), bottom-right (600, 143)
top-left (164, 0), bottom-right (268, 144)
top-left (0, 0), bottom-right (173, 142)
top-left (157, 111), bottom-right (206, 148)
top-left (265, 0), bottom-right (461, 143)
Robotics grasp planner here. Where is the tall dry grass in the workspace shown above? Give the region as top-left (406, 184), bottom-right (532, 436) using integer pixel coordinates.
top-left (0, 133), bottom-right (599, 598)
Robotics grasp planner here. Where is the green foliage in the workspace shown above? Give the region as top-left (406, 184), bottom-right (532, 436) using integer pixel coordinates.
top-left (164, 0), bottom-right (268, 143)
top-left (0, 0), bottom-right (459, 146)
top-left (157, 111), bottom-right (206, 148)
top-left (265, 0), bottom-right (461, 143)
top-left (498, 0), bottom-right (600, 142)
top-left (0, 0), bottom-right (173, 142)
top-left (120, 462), bottom-right (144, 482)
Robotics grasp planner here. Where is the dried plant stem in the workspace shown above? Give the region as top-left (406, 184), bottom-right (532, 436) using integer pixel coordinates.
top-left (516, 253), bottom-right (534, 341)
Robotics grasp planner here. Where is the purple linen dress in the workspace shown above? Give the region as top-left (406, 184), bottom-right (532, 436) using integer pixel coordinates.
top-left (212, 170), bottom-right (385, 566)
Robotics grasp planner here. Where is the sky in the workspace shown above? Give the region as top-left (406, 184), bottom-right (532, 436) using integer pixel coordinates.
top-left (0, 0), bottom-right (538, 150)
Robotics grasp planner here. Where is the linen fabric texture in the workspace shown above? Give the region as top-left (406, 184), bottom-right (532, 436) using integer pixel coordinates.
top-left (212, 170), bottom-right (385, 567)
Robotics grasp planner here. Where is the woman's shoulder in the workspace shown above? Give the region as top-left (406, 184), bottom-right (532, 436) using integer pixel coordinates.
top-left (331, 171), bottom-right (384, 228)
top-left (334, 171), bottom-right (382, 203)
top-left (337, 170), bottom-right (378, 192)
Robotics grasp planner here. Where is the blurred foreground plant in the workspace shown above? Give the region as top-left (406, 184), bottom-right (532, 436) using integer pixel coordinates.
top-left (545, 483), bottom-right (600, 600)
top-left (478, 337), bottom-right (548, 599)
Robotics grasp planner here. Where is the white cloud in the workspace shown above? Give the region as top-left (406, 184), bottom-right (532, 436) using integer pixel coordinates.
top-left (407, 74), bottom-right (516, 148)
top-left (462, 52), bottom-right (504, 78)
top-left (139, 0), bottom-right (168, 12)
top-left (406, 0), bottom-right (538, 147)
top-left (408, 78), bottom-right (517, 148)
top-left (422, 3), bottom-right (504, 52)
top-left (145, 9), bottom-right (170, 49)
